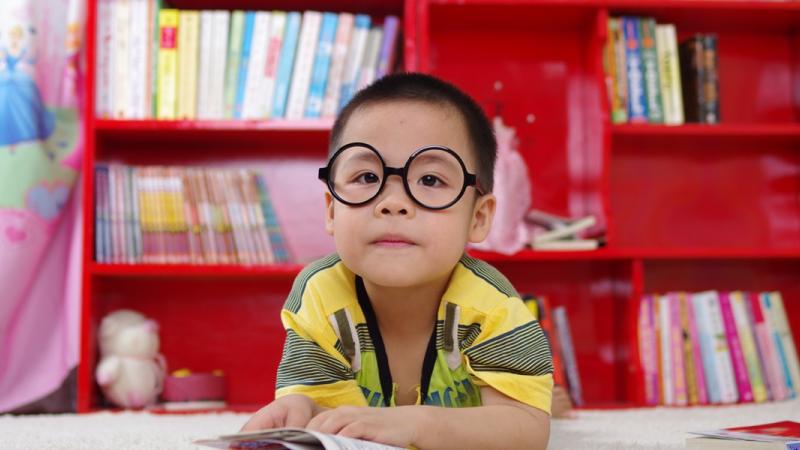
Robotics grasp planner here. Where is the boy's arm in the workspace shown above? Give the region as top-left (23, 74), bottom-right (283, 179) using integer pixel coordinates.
top-left (305, 386), bottom-right (550, 450)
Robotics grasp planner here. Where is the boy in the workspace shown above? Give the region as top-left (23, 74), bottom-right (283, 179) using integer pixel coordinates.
top-left (242, 73), bottom-right (553, 449)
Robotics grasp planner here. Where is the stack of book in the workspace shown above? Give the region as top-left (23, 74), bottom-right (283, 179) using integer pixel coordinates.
top-left (95, 0), bottom-right (400, 121)
top-left (94, 164), bottom-right (290, 265)
top-left (604, 16), bottom-right (720, 125)
top-left (526, 209), bottom-right (603, 251)
top-left (638, 291), bottom-right (800, 406)
top-left (525, 295), bottom-right (584, 406)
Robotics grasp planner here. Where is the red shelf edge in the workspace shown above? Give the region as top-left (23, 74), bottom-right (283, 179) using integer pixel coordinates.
top-left (611, 123), bottom-right (800, 138)
top-left (469, 247), bottom-right (800, 262)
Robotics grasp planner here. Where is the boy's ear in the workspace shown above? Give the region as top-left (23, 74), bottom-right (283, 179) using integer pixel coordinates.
top-left (324, 192), bottom-right (335, 236)
top-left (468, 193), bottom-right (496, 243)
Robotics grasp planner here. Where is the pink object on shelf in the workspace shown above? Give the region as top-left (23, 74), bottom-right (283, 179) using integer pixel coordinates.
top-left (162, 372), bottom-right (226, 402)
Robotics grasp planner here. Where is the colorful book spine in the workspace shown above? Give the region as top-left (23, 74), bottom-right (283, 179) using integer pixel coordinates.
top-left (339, 14), bottom-right (371, 110)
top-left (255, 175), bottom-right (290, 263)
top-left (730, 291), bottom-right (768, 402)
top-left (692, 291), bottom-right (721, 403)
top-left (621, 17), bottom-right (647, 123)
top-left (286, 11), bottom-right (323, 120)
top-left (209, 11), bottom-right (230, 119)
top-left (605, 17), bottom-right (627, 124)
top-left (679, 34), bottom-right (706, 123)
top-left (234, 11), bottom-right (256, 119)
top-left (719, 291), bottom-right (754, 402)
top-left (375, 15), bottom-right (400, 79)
top-left (554, 306), bottom-right (583, 406)
top-left (223, 10), bottom-right (245, 119)
top-left (701, 34), bottom-right (720, 124)
top-left (305, 12), bottom-right (338, 118)
top-left (322, 13), bottom-right (354, 118)
top-left (765, 292), bottom-right (800, 398)
top-left (357, 26), bottom-right (383, 91)
top-left (156, 8), bottom-right (179, 119)
top-left (196, 11), bottom-right (214, 119)
top-left (112, 0), bottom-right (131, 118)
top-left (655, 24), bottom-right (684, 125)
top-left (128, 0), bottom-right (149, 118)
top-left (94, 166), bottom-right (109, 262)
top-left (658, 294), bottom-right (674, 405)
top-left (705, 291), bottom-right (738, 403)
top-left (685, 293), bottom-right (709, 404)
top-left (95, 0), bottom-right (112, 118)
top-left (149, 0), bottom-right (162, 117)
top-left (177, 10), bottom-right (200, 120)
top-left (261, 11), bottom-right (286, 120)
top-left (272, 11), bottom-right (302, 118)
top-left (611, 17), bottom-right (628, 124)
top-left (749, 291), bottom-right (787, 400)
top-left (677, 293), bottom-right (696, 405)
top-left (241, 11), bottom-right (271, 120)
top-left (638, 18), bottom-right (663, 124)
top-left (639, 295), bottom-right (659, 405)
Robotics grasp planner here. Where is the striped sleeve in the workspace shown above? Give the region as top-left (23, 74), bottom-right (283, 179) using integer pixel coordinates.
top-left (463, 297), bottom-right (554, 414)
top-left (275, 260), bottom-right (367, 407)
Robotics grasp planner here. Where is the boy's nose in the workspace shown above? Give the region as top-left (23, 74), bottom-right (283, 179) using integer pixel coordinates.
top-left (374, 178), bottom-right (414, 217)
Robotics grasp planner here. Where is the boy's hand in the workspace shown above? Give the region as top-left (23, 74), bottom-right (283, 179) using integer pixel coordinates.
top-left (240, 394), bottom-right (320, 432)
top-left (306, 405), bottom-right (421, 448)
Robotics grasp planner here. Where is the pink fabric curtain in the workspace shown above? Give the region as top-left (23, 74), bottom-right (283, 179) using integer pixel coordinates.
top-left (0, 0), bottom-right (84, 412)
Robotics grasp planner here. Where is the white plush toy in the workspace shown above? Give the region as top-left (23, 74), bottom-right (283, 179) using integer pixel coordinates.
top-left (95, 309), bottom-right (166, 408)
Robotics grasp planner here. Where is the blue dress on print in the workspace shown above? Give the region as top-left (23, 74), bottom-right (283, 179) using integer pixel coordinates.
top-left (0, 49), bottom-right (55, 146)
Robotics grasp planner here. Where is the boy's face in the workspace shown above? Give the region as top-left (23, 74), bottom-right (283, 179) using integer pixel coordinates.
top-left (325, 100), bottom-right (496, 288)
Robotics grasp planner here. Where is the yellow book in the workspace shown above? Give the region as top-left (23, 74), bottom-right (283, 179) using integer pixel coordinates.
top-left (177, 10), bottom-right (200, 119)
top-left (157, 9), bottom-right (179, 119)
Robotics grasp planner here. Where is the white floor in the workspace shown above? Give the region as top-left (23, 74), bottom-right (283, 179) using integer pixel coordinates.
top-left (1, 398), bottom-right (798, 449)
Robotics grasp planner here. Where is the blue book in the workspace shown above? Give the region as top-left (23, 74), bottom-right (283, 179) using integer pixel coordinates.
top-left (272, 11), bottom-right (302, 119)
top-left (621, 16), bottom-right (648, 122)
top-left (304, 12), bottom-right (338, 118)
top-left (375, 16), bottom-right (399, 79)
top-left (255, 175), bottom-right (290, 263)
top-left (338, 14), bottom-right (371, 111)
top-left (693, 293), bottom-right (721, 404)
top-left (234, 11), bottom-right (256, 119)
top-left (94, 165), bottom-right (108, 263)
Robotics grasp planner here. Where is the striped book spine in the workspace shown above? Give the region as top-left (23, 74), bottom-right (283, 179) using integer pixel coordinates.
top-left (719, 291), bottom-right (754, 402)
top-left (305, 12), bottom-right (338, 118)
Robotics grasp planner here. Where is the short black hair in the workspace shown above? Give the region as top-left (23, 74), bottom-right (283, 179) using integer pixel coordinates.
top-left (330, 72), bottom-right (497, 193)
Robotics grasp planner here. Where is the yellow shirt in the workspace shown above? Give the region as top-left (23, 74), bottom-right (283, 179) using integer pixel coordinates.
top-left (275, 253), bottom-right (553, 414)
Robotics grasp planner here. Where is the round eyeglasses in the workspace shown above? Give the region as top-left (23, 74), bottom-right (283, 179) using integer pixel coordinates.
top-left (318, 142), bottom-right (485, 210)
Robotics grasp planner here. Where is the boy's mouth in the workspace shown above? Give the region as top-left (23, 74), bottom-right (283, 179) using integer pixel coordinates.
top-left (372, 234), bottom-right (416, 248)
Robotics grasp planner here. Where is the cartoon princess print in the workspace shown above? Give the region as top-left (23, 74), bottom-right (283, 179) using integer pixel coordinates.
top-left (0, 22), bottom-right (56, 148)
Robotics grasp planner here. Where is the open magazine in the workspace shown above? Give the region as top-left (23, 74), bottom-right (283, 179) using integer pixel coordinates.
top-left (194, 427), bottom-right (405, 450)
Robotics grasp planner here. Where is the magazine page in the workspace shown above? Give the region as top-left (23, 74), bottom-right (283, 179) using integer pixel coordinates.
top-left (194, 427), bottom-right (404, 450)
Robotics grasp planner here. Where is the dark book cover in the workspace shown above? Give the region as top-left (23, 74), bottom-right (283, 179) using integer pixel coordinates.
top-left (702, 34), bottom-right (720, 124)
top-left (679, 34), bottom-right (705, 123)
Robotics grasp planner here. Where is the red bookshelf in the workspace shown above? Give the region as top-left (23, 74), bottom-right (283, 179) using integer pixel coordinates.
top-left (416, 0), bottom-right (800, 407)
top-left (80, 0), bottom-right (800, 412)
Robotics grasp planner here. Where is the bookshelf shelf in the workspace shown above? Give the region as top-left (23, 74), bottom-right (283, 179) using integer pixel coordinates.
top-left (80, 0), bottom-right (800, 412)
top-left (89, 263), bottom-right (304, 279)
top-left (611, 123), bottom-right (800, 141)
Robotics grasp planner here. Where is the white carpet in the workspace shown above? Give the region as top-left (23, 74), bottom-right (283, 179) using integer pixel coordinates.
top-left (1, 399), bottom-right (798, 449)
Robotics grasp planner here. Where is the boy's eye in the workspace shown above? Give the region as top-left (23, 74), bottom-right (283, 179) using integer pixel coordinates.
top-left (354, 172), bottom-right (380, 184)
top-left (419, 174), bottom-right (445, 187)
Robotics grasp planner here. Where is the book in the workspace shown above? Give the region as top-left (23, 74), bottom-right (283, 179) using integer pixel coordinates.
top-left (176, 10), bottom-right (200, 120)
top-left (156, 9), bottom-right (179, 119)
top-left (688, 421), bottom-right (800, 450)
top-left (241, 11), bottom-right (272, 120)
top-left (305, 12), bottom-right (339, 118)
top-left (286, 10), bottom-right (323, 120)
top-left (763, 292), bottom-right (799, 397)
top-left (702, 34), bottom-right (720, 124)
top-left (750, 291), bottom-right (788, 400)
top-left (233, 11), bottom-right (256, 119)
top-left (639, 294), bottom-right (660, 405)
top-left (638, 17), bottom-right (664, 124)
top-left (621, 16), bottom-right (648, 123)
top-left (719, 291), bottom-right (754, 403)
top-left (272, 11), bottom-right (302, 118)
top-left (339, 14), bottom-right (371, 110)
top-left (730, 291), bottom-right (768, 402)
top-left (223, 10), bottom-right (245, 119)
top-left (532, 239), bottom-right (599, 251)
top-left (375, 16), bottom-right (400, 79)
top-left (605, 17), bottom-right (627, 124)
top-left (554, 306), bottom-right (583, 406)
top-left (531, 215), bottom-right (596, 245)
top-left (321, 12), bottom-right (354, 118)
top-left (679, 34), bottom-right (706, 124)
top-left (195, 427), bottom-right (404, 449)
top-left (655, 24), bottom-right (684, 125)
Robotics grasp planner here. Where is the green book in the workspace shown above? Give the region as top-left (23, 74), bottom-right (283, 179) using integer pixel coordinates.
top-left (639, 18), bottom-right (664, 124)
top-left (223, 10), bottom-right (245, 119)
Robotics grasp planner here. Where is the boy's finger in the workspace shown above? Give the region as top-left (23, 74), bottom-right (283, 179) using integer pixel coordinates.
top-left (284, 407), bottom-right (311, 428)
top-left (240, 410), bottom-right (279, 432)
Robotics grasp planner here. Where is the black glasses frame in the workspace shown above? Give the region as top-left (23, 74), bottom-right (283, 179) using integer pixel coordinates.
top-left (318, 142), bottom-right (484, 211)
